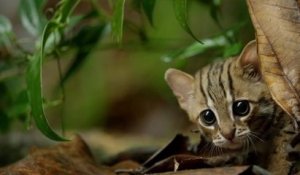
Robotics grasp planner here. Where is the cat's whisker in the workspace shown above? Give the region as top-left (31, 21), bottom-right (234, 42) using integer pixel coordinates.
top-left (244, 135), bottom-right (248, 152)
top-left (212, 144), bottom-right (217, 157)
top-left (219, 146), bottom-right (224, 156)
top-left (246, 135), bottom-right (253, 153)
top-left (199, 142), bottom-right (208, 154)
top-left (206, 143), bottom-right (213, 157)
top-left (209, 142), bottom-right (215, 157)
top-left (207, 142), bottom-right (214, 157)
top-left (244, 137), bottom-right (249, 153)
top-left (216, 146), bottom-right (220, 156)
top-left (217, 146), bottom-right (222, 156)
top-left (249, 131), bottom-right (264, 143)
top-left (217, 147), bottom-right (220, 156)
top-left (241, 138), bottom-right (245, 152)
top-left (199, 142), bottom-right (211, 157)
top-left (212, 143), bottom-right (220, 157)
top-left (247, 134), bottom-right (257, 154)
top-left (246, 137), bottom-right (250, 153)
top-left (207, 143), bottom-right (214, 157)
top-left (215, 145), bottom-right (219, 156)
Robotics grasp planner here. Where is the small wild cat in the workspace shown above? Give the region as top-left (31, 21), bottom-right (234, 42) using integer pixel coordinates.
top-left (165, 41), bottom-right (292, 168)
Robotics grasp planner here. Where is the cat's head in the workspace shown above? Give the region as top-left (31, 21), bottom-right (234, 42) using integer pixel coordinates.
top-left (165, 41), bottom-right (276, 151)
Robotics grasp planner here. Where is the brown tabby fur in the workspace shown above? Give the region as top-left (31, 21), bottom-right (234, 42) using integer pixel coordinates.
top-left (165, 41), bottom-right (293, 173)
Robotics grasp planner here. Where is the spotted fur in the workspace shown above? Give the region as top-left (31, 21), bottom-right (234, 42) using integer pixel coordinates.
top-left (165, 41), bottom-right (285, 156)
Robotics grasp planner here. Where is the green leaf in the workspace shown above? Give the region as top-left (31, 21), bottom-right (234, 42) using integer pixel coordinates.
top-left (55, 0), bottom-right (80, 23)
top-left (163, 21), bottom-right (245, 62)
top-left (142, 0), bottom-right (156, 26)
top-left (27, 54), bottom-right (67, 141)
top-left (0, 15), bottom-right (13, 47)
top-left (41, 21), bottom-right (60, 55)
top-left (19, 0), bottom-right (46, 36)
top-left (0, 16), bottom-right (12, 33)
top-left (112, 0), bottom-right (125, 43)
top-left (173, 0), bottom-right (202, 43)
top-left (26, 0), bottom-right (80, 141)
top-left (163, 30), bottom-right (234, 62)
top-left (41, 0), bottom-right (80, 54)
top-left (209, 0), bottom-right (222, 26)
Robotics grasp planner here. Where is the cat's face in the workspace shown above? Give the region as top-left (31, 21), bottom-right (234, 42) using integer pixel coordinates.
top-left (165, 41), bottom-right (277, 151)
top-left (191, 58), bottom-right (275, 150)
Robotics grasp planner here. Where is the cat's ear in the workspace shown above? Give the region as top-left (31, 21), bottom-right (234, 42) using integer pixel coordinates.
top-left (165, 68), bottom-right (194, 110)
top-left (237, 40), bottom-right (261, 81)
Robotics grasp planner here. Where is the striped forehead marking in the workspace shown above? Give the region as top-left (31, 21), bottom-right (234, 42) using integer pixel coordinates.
top-left (198, 59), bottom-right (237, 126)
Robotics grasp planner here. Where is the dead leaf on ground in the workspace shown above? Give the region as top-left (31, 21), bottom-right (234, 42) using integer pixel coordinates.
top-left (0, 133), bottom-right (274, 175)
top-left (141, 154), bottom-right (210, 174)
top-left (0, 135), bottom-right (140, 175)
top-left (147, 165), bottom-right (270, 175)
top-left (247, 0), bottom-right (300, 128)
top-left (142, 134), bottom-right (190, 168)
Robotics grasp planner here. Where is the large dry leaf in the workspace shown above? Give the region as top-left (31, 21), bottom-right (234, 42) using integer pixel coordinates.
top-left (0, 135), bottom-right (141, 175)
top-left (247, 0), bottom-right (300, 128)
top-left (0, 135), bottom-right (112, 175)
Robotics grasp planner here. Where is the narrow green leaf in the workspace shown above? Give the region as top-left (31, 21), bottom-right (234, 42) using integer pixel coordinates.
top-left (41, 21), bottom-right (59, 55)
top-left (41, 0), bottom-right (80, 54)
top-left (55, 0), bottom-right (80, 23)
top-left (163, 21), bottom-right (245, 62)
top-left (173, 0), bottom-right (202, 43)
top-left (142, 0), bottom-right (156, 26)
top-left (209, 0), bottom-right (222, 27)
top-left (162, 37), bottom-right (226, 62)
top-left (112, 0), bottom-right (125, 43)
top-left (26, 0), bottom-right (80, 141)
top-left (27, 54), bottom-right (67, 141)
top-left (162, 28), bottom-right (241, 62)
top-left (0, 15), bottom-right (13, 47)
top-left (0, 16), bottom-right (12, 33)
top-left (19, 0), bottom-right (46, 36)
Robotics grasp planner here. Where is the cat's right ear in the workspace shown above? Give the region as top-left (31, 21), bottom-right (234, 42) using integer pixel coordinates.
top-left (165, 68), bottom-right (194, 110)
top-left (238, 40), bottom-right (261, 81)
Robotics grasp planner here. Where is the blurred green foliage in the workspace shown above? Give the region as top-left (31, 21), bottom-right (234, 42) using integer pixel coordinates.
top-left (0, 0), bottom-right (253, 140)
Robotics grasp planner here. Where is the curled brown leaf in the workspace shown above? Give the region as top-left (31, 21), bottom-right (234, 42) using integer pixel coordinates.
top-left (247, 0), bottom-right (300, 128)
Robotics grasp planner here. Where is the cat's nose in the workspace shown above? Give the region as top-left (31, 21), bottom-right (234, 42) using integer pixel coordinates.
top-left (221, 128), bottom-right (236, 141)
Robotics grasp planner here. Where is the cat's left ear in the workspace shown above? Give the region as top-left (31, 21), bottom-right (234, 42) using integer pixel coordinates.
top-left (165, 68), bottom-right (195, 111)
top-left (237, 40), bottom-right (261, 81)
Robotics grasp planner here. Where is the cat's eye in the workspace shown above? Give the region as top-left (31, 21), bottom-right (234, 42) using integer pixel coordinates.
top-left (232, 100), bottom-right (250, 117)
top-left (199, 110), bottom-right (216, 126)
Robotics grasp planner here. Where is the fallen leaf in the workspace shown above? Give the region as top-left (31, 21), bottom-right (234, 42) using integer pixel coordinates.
top-left (142, 154), bottom-right (209, 174)
top-left (143, 134), bottom-right (190, 168)
top-left (247, 0), bottom-right (300, 128)
top-left (0, 135), bottom-right (114, 175)
top-left (174, 158), bottom-right (179, 172)
top-left (147, 165), bottom-right (270, 175)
